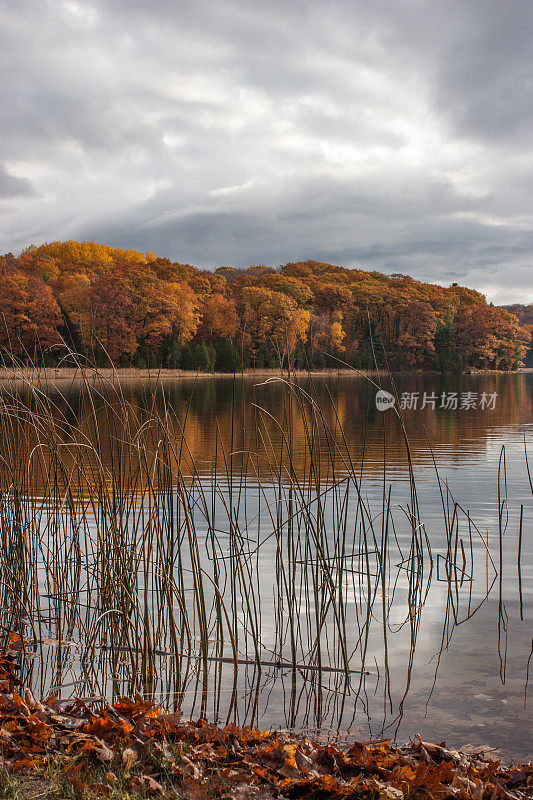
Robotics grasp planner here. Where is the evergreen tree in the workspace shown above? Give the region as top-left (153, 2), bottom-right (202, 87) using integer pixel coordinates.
top-left (214, 338), bottom-right (237, 372)
top-left (180, 344), bottom-right (195, 370)
top-left (206, 343), bottom-right (216, 372)
top-left (194, 342), bottom-right (211, 372)
top-left (434, 312), bottom-right (457, 372)
top-left (163, 338), bottom-right (181, 368)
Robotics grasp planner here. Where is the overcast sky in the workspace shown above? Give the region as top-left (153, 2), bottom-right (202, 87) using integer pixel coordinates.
top-left (1, 0), bottom-right (532, 303)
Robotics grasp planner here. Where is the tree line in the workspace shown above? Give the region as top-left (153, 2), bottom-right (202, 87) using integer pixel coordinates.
top-left (0, 240), bottom-right (530, 372)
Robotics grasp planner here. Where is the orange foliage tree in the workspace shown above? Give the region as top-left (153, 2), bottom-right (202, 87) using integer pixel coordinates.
top-left (0, 257), bottom-right (62, 359)
top-left (240, 286), bottom-right (310, 364)
top-left (0, 244), bottom-right (527, 371)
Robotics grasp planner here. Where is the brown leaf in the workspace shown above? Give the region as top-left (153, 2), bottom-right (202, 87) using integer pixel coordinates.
top-left (94, 739), bottom-right (114, 763)
top-left (122, 746), bottom-right (139, 773)
top-left (129, 775), bottom-right (165, 795)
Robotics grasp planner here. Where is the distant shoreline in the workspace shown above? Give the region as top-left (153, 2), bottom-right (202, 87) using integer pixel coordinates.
top-left (0, 366), bottom-right (528, 384)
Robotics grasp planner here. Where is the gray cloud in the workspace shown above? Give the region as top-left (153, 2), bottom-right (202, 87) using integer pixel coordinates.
top-left (0, 164), bottom-right (34, 198)
top-left (0, 0), bottom-right (532, 303)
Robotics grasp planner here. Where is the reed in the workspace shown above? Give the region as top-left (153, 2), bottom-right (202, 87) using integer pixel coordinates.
top-left (0, 353), bottom-right (525, 736)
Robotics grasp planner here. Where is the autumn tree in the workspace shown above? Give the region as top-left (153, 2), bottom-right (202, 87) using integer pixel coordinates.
top-left (0, 258), bottom-right (62, 360)
top-left (196, 293), bottom-right (239, 342)
top-left (455, 305), bottom-right (528, 370)
top-left (240, 286), bottom-right (310, 365)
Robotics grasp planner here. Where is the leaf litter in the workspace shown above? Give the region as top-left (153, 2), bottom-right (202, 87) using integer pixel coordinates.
top-left (0, 654), bottom-right (530, 799)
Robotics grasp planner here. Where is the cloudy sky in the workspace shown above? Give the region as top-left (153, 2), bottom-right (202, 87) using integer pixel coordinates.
top-left (1, 0), bottom-right (532, 303)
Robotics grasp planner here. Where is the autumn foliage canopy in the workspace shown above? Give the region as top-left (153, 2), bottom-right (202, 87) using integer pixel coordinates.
top-left (0, 241), bottom-right (529, 371)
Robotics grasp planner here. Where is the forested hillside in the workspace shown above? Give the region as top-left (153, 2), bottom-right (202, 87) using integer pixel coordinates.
top-left (0, 241), bottom-right (529, 371)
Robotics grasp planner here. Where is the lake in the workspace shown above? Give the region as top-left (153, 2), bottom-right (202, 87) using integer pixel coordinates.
top-left (0, 371), bottom-right (531, 760)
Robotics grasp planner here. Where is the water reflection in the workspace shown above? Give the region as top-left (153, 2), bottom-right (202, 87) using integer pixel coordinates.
top-left (0, 372), bottom-right (531, 760)
top-left (24, 372), bottom-right (532, 477)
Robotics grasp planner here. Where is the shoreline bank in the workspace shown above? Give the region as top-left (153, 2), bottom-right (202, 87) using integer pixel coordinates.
top-left (0, 366), bottom-right (527, 385)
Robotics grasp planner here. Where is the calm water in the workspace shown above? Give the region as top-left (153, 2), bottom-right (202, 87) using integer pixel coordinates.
top-left (3, 372), bottom-right (532, 759)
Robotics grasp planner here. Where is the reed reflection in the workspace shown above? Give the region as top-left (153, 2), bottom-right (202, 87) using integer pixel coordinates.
top-left (0, 371), bottom-right (530, 759)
